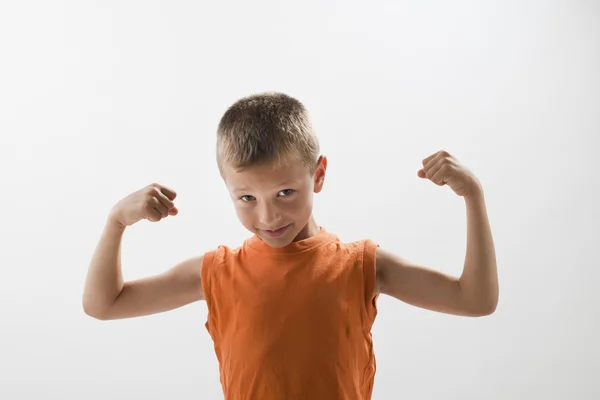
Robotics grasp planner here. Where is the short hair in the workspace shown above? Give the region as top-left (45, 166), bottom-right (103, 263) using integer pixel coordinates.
top-left (216, 92), bottom-right (320, 175)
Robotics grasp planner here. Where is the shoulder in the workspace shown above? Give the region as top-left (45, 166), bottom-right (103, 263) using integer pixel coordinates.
top-left (200, 243), bottom-right (242, 272)
top-left (199, 243), bottom-right (243, 299)
top-left (343, 242), bottom-right (408, 295)
top-left (340, 238), bottom-right (381, 315)
top-left (333, 237), bottom-right (382, 292)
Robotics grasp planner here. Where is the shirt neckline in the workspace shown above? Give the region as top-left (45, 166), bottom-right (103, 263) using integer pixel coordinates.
top-left (245, 226), bottom-right (337, 255)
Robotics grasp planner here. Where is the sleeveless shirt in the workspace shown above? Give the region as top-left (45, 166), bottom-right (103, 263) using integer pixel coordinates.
top-left (201, 227), bottom-right (379, 399)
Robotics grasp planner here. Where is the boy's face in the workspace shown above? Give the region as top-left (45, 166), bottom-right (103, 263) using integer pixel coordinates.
top-left (222, 156), bottom-right (327, 248)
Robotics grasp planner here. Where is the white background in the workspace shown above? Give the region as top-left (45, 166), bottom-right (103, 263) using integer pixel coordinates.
top-left (1, 1), bottom-right (599, 399)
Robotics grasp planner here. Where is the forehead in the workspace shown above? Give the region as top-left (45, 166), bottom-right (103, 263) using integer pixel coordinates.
top-left (223, 159), bottom-right (311, 191)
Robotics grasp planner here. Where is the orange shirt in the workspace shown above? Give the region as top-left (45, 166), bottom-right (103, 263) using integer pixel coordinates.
top-left (201, 228), bottom-right (379, 399)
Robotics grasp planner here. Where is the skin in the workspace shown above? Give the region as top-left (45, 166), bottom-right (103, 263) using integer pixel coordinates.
top-left (82, 150), bottom-right (498, 320)
top-left (220, 155), bottom-right (327, 248)
top-left (376, 150), bottom-right (499, 316)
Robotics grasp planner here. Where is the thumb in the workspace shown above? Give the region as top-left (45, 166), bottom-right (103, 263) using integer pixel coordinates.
top-left (168, 207), bottom-right (179, 216)
top-left (417, 169), bottom-right (427, 179)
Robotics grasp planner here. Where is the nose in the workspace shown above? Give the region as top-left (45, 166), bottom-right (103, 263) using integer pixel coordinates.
top-left (258, 201), bottom-right (281, 227)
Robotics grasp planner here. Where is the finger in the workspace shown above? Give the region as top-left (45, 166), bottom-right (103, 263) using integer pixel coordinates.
top-left (425, 156), bottom-right (446, 181)
top-left (421, 151), bottom-right (440, 168)
top-left (152, 197), bottom-right (169, 218)
top-left (155, 189), bottom-right (176, 211)
top-left (154, 183), bottom-right (177, 201)
top-left (147, 206), bottom-right (162, 222)
top-left (430, 164), bottom-right (447, 186)
top-left (423, 153), bottom-right (441, 173)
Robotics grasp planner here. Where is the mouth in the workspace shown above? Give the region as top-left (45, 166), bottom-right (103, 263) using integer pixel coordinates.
top-left (261, 224), bottom-right (291, 238)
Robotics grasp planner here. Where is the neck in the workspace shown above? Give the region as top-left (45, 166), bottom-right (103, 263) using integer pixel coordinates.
top-left (293, 215), bottom-right (320, 241)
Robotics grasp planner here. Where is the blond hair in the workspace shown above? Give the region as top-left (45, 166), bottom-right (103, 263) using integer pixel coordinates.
top-left (216, 92), bottom-right (320, 175)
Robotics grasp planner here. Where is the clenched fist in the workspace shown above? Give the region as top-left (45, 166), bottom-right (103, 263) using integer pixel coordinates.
top-left (417, 150), bottom-right (482, 197)
top-left (109, 183), bottom-right (179, 227)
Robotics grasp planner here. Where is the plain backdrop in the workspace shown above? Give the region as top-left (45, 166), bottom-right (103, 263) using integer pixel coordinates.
top-left (1, 1), bottom-right (599, 399)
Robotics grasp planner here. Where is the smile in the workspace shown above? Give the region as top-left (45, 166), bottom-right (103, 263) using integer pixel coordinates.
top-left (262, 224), bottom-right (290, 238)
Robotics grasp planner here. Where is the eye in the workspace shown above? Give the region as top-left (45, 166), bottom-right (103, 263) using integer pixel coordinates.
top-left (278, 189), bottom-right (294, 197)
top-left (240, 195), bottom-right (255, 202)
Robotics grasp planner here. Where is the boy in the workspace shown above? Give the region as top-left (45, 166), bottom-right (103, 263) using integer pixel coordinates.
top-left (83, 92), bottom-right (498, 399)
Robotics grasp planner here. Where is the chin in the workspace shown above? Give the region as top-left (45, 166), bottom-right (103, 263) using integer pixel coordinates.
top-left (258, 224), bottom-right (296, 248)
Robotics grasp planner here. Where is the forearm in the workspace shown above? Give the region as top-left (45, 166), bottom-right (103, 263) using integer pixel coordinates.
top-left (82, 215), bottom-right (126, 317)
top-left (458, 186), bottom-right (499, 314)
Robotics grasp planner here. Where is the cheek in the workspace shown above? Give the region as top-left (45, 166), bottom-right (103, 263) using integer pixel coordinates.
top-left (292, 192), bottom-right (313, 218)
top-left (233, 204), bottom-right (255, 228)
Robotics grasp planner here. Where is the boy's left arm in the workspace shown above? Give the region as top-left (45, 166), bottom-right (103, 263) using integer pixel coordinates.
top-left (375, 150), bottom-right (499, 317)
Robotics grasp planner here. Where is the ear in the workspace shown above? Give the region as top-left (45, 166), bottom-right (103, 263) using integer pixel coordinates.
top-left (313, 155), bottom-right (327, 193)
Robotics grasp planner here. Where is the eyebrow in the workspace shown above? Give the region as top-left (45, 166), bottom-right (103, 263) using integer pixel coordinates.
top-left (275, 179), bottom-right (295, 187)
top-left (232, 179), bottom-right (297, 193)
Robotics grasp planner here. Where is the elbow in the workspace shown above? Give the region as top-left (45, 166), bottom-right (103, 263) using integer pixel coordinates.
top-left (470, 295), bottom-right (498, 317)
top-left (459, 287), bottom-right (498, 317)
top-left (484, 287), bottom-right (500, 315)
top-left (82, 297), bottom-right (109, 320)
top-left (477, 301), bottom-right (497, 316)
top-left (459, 280), bottom-right (499, 317)
top-left (82, 303), bottom-right (102, 320)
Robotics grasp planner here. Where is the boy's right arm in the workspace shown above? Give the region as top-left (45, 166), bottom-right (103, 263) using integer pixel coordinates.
top-left (82, 183), bottom-right (205, 320)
